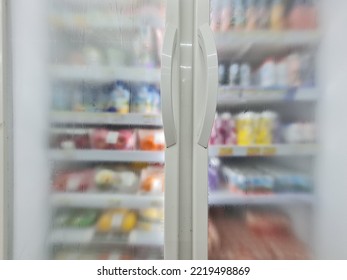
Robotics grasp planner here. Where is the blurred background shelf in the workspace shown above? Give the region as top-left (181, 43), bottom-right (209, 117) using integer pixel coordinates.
top-left (50, 65), bottom-right (161, 83)
top-left (52, 192), bottom-right (311, 208)
top-left (50, 0), bottom-right (165, 13)
top-left (215, 30), bottom-right (320, 61)
top-left (50, 228), bottom-right (163, 247)
top-left (49, 145), bottom-right (316, 162)
top-left (49, 150), bottom-right (165, 163)
top-left (52, 193), bottom-right (164, 209)
top-left (51, 112), bottom-right (162, 126)
top-left (218, 87), bottom-right (317, 106)
top-left (209, 192), bottom-right (314, 206)
top-left (209, 144), bottom-right (317, 157)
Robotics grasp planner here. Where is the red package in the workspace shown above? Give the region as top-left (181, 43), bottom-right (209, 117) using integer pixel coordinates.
top-left (90, 129), bottom-right (135, 150)
top-left (52, 130), bottom-right (91, 150)
top-left (53, 169), bottom-right (95, 192)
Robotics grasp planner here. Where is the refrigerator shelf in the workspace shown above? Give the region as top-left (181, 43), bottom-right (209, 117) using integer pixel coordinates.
top-left (50, 0), bottom-right (164, 7)
top-left (209, 191), bottom-right (314, 206)
top-left (49, 150), bottom-right (165, 163)
top-left (215, 30), bottom-right (320, 47)
top-left (51, 192), bottom-right (312, 208)
top-left (50, 65), bottom-right (161, 83)
top-left (51, 112), bottom-right (162, 127)
top-left (215, 30), bottom-right (320, 61)
top-left (52, 193), bottom-right (164, 209)
top-left (218, 87), bottom-right (317, 106)
top-left (49, 145), bottom-right (316, 162)
top-left (209, 144), bottom-right (317, 157)
top-left (50, 13), bottom-right (164, 31)
top-left (50, 228), bottom-right (163, 247)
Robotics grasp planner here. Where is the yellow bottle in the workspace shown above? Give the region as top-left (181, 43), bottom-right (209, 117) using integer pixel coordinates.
top-left (237, 112), bottom-right (256, 146)
top-left (270, 0), bottom-right (285, 31)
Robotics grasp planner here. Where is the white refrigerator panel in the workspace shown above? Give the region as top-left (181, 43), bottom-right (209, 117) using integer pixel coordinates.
top-left (315, 0), bottom-right (347, 259)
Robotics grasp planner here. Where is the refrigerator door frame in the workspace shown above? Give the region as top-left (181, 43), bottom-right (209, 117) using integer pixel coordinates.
top-left (0, 0), bottom-right (12, 260)
top-left (0, 0), bottom-right (4, 260)
top-left (192, 0), bottom-right (216, 260)
top-left (163, 0), bottom-right (214, 260)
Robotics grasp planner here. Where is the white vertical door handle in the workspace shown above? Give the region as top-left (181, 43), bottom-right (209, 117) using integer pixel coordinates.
top-left (161, 25), bottom-right (177, 148)
top-left (197, 23), bottom-right (218, 148)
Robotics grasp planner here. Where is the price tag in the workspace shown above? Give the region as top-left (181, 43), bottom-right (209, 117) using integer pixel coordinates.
top-left (106, 132), bottom-right (119, 144)
top-left (111, 214), bottom-right (123, 230)
top-left (66, 176), bottom-right (81, 191)
top-left (263, 146), bottom-right (277, 156)
top-left (247, 147), bottom-right (261, 156)
top-left (154, 132), bottom-right (165, 144)
top-left (218, 147), bottom-right (233, 156)
top-left (108, 198), bottom-right (121, 208)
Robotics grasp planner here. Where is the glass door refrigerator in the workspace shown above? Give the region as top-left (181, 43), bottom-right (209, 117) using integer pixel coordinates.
top-left (207, 0), bottom-right (347, 260)
top-left (4, 0), bottom-right (347, 260)
top-left (10, 0), bottom-right (166, 260)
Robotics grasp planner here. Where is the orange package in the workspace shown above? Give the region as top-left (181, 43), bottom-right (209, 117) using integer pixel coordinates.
top-left (138, 129), bottom-right (165, 151)
top-left (140, 167), bottom-right (164, 194)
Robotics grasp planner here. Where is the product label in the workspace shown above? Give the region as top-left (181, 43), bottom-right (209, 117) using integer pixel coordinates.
top-left (247, 147), bottom-right (261, 156)
top-left (66, 176), bottom-right (81, 191)
top-left (111, 214), bottom-right (123, 230)
top-left (151, 178), bottom-right (163, 192)
top-left (154, 132), bottom-right (165, 144)
top-left (61, 140), bottom-right (75, 150)
top-left (263, 147), bottom-right (277, 156)
top-left (106, 132), bottom-right (119, 144)
top-left (218, 147), bottom-right (233, 156)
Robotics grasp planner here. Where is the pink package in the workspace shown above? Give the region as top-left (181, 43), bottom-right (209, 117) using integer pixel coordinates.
top-left (210, 113), bottom-right (237, 145)
top-left (90, 129), bottom-right (135, 150)
top-left (53, 169), bottom-right (95, 192)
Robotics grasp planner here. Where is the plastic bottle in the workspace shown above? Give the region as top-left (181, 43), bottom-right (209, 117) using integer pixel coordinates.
top-left (229, 63), bottom-right (241, 86)
top-left (245, 0), bottom-right (258, 31)
top-left (300, 52), bottom-right (315, 87)
top-left (260, 58), bottom-right (276, 88)
top-left (256, 0), bottom-right (270, 29)
top-left (233, 0), bottom-right (246, 30)
top-left (287, 53), bottom-right (301, 87)
top-left (287, 0), bottom-right (307, 30)
top-left (276, 57), bottom-right (289, 88)
top-left (107, 82), bottom-right (130, 114)
top-left (236, 112), bottom-right (256, 145)
top-left (220, 0), bottom-right (233, 32)
top-left (219, 64), bottom-right (227, 85)
top-left (210, 0), bottom-right (222, 32)
top-left (240, 63), bottom-right (251, 87)
top-left (132, 85), bottom-right (151, 113)
top-left (270, 0), bottom-right (285, 30)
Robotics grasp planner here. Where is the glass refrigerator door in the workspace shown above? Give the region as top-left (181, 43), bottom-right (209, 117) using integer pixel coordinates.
top-left (10, 0), bottom-right (167, 260)
top-left (208, 0), bottom-right (319, 259)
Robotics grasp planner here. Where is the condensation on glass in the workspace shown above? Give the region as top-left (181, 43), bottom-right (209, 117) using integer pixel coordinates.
top-left (48, 0), bottom-right (166, 260)
top-left (11, 0), bottom-right (166, 260)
